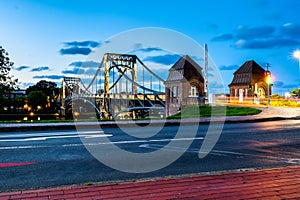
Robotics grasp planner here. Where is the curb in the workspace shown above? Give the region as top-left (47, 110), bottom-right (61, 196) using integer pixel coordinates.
top-left (0, 116), bottom-right (297, 132)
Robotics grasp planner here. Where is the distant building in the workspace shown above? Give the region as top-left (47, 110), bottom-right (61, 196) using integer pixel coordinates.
top-left (228, 60), bottom-right (271, 103)
top-left (3, 89), bottom-right (27, 100)
top-left (165, 55), bottom-right (205, 117)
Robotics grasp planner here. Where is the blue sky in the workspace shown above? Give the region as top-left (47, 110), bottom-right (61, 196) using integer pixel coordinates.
top-left (1, 0), bottom-right (300, 95)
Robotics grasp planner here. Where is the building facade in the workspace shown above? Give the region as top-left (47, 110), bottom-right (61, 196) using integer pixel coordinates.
top-left (165, 55), bottom-right (205, 117)
top-left (229, 60), bottom-right (271, 103)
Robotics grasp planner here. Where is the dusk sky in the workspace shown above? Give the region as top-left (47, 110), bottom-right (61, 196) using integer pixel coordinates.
top-left (1, 0), bottom-right (300, 95)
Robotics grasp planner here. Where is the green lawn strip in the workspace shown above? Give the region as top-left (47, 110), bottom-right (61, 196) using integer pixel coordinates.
top-left (0, 106), bottom-right (262, 122)
top-left (168, 106), bottom-right (262, 119)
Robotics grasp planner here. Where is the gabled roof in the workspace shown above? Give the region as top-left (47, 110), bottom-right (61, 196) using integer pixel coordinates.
top-left (234, 60), bottom-right (265, 74)
top-left (229, 60), bottom-right (266, 86)
top-left (167, 55), bottom-right (204, 82)
top-left (170, 55), bottom-right (202, 71)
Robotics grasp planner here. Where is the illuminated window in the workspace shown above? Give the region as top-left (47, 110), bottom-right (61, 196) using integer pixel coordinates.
top-left (189, 86), bottom-right (199, 97)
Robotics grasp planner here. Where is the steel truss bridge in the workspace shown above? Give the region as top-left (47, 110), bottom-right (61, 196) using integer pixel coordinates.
top-left (61, 53), bottom-right (166, 119)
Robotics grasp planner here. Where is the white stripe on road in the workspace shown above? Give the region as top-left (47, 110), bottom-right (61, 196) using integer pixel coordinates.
top-left (0, 131), bottom-right (106, 142)
top-left (24, 134), bottom-right (111, 141)
top-left (140, 144), bottom-right (300, 164)
top-left (0, 137), bottom-right (204, 150)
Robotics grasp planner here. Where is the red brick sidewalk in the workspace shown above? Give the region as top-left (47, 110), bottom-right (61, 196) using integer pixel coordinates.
top-left (1, 166), bottom-right (299, 200)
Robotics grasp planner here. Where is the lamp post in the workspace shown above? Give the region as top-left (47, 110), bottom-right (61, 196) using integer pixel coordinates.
top-left (265, 63), bottom-right (272, 108)
top-left (293, 49), bottom-right (300, 72)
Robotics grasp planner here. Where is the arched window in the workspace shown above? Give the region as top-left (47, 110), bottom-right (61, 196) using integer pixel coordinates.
top-left (172, 86), bottom-right (177, 97)
top-left (189, 86), bottom-right (199, 97)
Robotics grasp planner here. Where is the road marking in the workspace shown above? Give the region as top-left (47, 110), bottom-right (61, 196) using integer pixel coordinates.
top-left (0, 131), bottom-right (108, 142)
top-left (0, 137), bottom-right (203, 150)
top-left (0, 162), bottom-right (38, 168)
top-left (149, 137), bottom-right (204, 142)
top-left (139, 144), bottom-right (300, 164)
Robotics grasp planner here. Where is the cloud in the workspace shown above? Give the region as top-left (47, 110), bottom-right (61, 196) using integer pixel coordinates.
top-left (85, 68), bottom-right (97, 75)
top-left (60, 40), bottom-right (100, 55)
top-left (63, 41), bottom-right (100, 48)
top-left (69, 61), bottom-right (100, 68)
top-left (136, 47), bottom-right (164, 52)
top-left (60, 47), bottom-right (92, 55)
top-left (273, 81), bottom-right (284, 88)
top-left (212, 23), bottom-right (300, 50)
top-left (30, 66), bottom-right (50, 72)
top-left (33, 75), bottom-right (64, 80)
top-left (133, 43), bottom-right (143, 49)
top-left (272, 81), bottom-right (300, 93)
top-left (62, 60), bottom-right (101, 75)
top-left (143, 54), bottom-right (181, 65)
top-left (14, 65), bottom-right (30, 71)
top-left (280, 23), bottom-right (300, 38)
top-left (132, 43), bottom-right (164, 53)
top-left (103, 40), bottom-right (111, 44)
top-left (211, 34), bottom-right (233, 42)
top-left (62, 67), bottom-right (85, 75)
top-left (281, 83), bottom-right (300, 89)
top-left (17, 81), bottom-right (35, 89)
top-left (234, 38), bottom-right (300, 49)
top-left (236, 25), bottom-right (275, 40)
top-left (219, 65), bottom-right (239, 71)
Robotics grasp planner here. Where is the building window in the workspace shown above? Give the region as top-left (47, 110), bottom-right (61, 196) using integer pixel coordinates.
top-left (172, 86), bottom-right (177, 97)
top-left (189, 86), bottom-right (199, 97)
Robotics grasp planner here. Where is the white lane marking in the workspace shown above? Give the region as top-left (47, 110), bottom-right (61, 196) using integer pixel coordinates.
top-left (0, 145), bottom-right (46, 150)
top-left (0, 131), bottom-right (104, 139)
top-left (140, 144), bottom-right (300, 164)
top-left (0, 131), bottom-right (107, 142)
top-left (0, 137), bottom-right (203, 150)
top-left (24, 135), bottom-right (78, 141)
top-left (78, 131), bottom-right (105, 135)
top-left (23, 134), bottom-right (112, 141)
top-left (149, 137), bottom-right (204, 142)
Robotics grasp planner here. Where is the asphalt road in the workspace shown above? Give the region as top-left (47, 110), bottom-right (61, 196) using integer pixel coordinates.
top-left (0, 120), bottom-right (299, 192)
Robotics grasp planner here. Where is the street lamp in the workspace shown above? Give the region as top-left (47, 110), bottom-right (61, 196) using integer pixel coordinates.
top-left (293, 49), bottom-right (300, 71)
top-left (265, 63), bottom-right (272, 108)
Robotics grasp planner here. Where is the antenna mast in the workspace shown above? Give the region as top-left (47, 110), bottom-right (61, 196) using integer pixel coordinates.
top-left (204, 43), bottom-right (208, 102)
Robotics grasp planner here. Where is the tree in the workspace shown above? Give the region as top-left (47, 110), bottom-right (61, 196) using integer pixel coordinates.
top-left (14, 96), bottom-right (27, 112)
top-left (290, 88), bottom-right (300, 97)
top-left (0, 46), bottom-right (17, 95)
top-left (27, 91), bottom-right (47, 111)
top-left (26, 80), bottom-right (59, 96)
top-left (26, 80), bottom-right (60, 112)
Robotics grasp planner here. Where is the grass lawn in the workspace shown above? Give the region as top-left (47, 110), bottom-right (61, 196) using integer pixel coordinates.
top-left (0, 106), bottom-right (262, 122)
top-left (168, 106), bottom-right (262, 119)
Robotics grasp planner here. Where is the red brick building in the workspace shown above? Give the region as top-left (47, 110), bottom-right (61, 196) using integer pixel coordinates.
top-left (165, 55), bottom-right (205, 117)
top-left (229, 60), bottom-right (271, 103)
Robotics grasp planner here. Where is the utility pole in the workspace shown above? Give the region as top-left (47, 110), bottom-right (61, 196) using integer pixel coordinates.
top-left (204, 43), bottom-right (208, 104)
top-left (265, 63), bottom-right (272, 108)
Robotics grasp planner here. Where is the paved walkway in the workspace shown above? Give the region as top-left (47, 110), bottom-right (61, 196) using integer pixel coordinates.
top-left (0, 166), bottom-right (299, 200)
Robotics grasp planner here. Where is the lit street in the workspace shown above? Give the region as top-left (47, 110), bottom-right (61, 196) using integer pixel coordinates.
top-left (0, 120), bottom-right (299, 192)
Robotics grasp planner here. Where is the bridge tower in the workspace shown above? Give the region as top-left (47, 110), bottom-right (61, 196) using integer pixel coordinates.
top-left (60, 53), bottom-right (165, 120)
top-left (102, 53), bottom-right (139, 118)
top-left (61, 77), bottom-right (82, 117)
